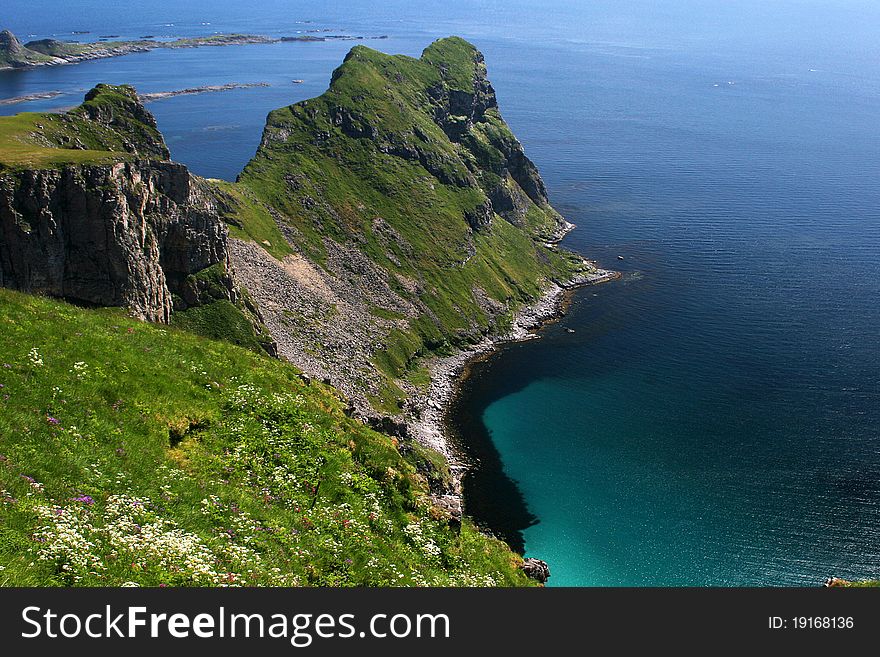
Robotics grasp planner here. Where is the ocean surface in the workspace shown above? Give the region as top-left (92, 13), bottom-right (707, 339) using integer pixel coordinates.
top-left (3, 1), bottom-right (880, 585)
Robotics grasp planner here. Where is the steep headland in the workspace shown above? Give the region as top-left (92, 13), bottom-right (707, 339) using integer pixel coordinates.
top-left (234, 37), bottom-right (600, 421)
top-left (0, 37), bottom-right (610, 586)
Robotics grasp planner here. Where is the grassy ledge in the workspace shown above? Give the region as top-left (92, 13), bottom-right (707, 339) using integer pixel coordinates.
top-left (0, 84), bottom-right (167, 170)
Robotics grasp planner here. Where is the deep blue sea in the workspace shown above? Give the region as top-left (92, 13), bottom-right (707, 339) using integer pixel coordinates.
top-left (3, 1), bottom-right (879, 585)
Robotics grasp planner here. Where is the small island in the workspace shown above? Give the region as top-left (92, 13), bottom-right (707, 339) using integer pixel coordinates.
top-left (138, 82), bottom-right (271, 103)
top-left (0, 28), bottom-right (389, 71)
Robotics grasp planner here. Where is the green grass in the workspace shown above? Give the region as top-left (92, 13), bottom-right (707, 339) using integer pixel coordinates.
top-left (420, 36), bottom-right (483, 92)
top-left (0, 112), bottom-right (133, 169)
top-left (171, 300), bottom-right (272, 355)
top-left (0, 288), bottom-right (533, 587)
top-left (0, 84), bottom-right (167, 170)
top-left (210, 180), bottom-right (293, 260)
top-left (839, 580), bottom-right (880, 588)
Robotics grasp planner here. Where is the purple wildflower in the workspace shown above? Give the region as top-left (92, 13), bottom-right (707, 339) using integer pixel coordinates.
top-left (46, 416), bottom-right (60, 425)
top-left (20, 475), bottom-right (35, 483)
top-left (71, 495), bottom-right (95, 505)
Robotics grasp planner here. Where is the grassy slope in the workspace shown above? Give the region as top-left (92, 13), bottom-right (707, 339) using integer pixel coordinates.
top-left (0, 288), bottom-right (531, 586)
top-left (238, 38), bottom-right (587, 410)
top-left (210, 179), bottom-right (294, 260)
top-left (0, 48), bottom-right (55, 69)
top-left (0, 84), bottom-right (166, 170)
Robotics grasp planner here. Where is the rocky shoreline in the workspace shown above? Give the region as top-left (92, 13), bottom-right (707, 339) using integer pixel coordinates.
top-left (0, 29), bottom-right (391, 71)
top-left (406, 243), bottom-right (620, 518)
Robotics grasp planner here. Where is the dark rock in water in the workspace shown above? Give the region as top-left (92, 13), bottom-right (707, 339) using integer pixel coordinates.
top-left (521, 558), bottom-right (551, 583)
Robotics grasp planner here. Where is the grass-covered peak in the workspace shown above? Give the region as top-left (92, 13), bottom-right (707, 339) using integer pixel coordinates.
top-left (236, 37), bottom-right (585, 414)
top-left (0, 83), bottom-right (168, 170)
top-left (420, 36), bottom-right (485, 93)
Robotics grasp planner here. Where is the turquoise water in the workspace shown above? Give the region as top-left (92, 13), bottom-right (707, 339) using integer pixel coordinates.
top-left (3, 1), bottom-right (880, 585)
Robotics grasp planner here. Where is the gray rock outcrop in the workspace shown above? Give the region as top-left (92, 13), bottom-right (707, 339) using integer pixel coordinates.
top-left (0, 160), bottom-right (231, 322)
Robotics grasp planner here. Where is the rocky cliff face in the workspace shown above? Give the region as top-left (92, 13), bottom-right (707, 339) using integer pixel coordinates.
top-left (0, 160), bottom-right (231, 322)
top-left (420, 40), bottom-right (555, 225)
top-left (0, 85), bottom-right (233, 323)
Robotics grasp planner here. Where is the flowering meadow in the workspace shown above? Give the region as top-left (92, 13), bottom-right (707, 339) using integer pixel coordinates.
top-left (0, 288), bottom-right (532, 587)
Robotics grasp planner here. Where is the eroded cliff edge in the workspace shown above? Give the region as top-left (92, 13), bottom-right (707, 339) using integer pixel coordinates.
top-left (0, 85), bottom-right (248, 328)
top-left (1, 161), bottom-right (231, 322)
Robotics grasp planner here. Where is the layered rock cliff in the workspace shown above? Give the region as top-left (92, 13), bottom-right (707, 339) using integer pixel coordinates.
top-left (0, 85), bottom-right (233, 323)
top-left (0, 161), bottom-right (230, 322)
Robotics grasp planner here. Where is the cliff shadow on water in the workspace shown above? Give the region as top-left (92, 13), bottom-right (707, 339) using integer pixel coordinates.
top-left (445, 275), bottom-right (632, 555)
top-left (447, 351), bottom-right (538, 555)
top-left (444, 286), bottom-right (598, 554)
